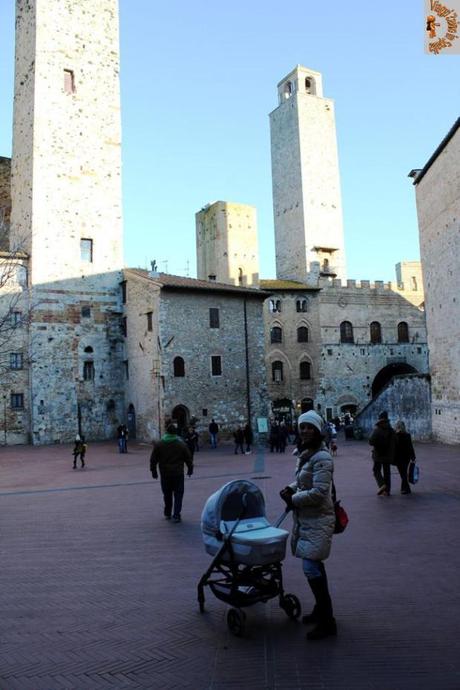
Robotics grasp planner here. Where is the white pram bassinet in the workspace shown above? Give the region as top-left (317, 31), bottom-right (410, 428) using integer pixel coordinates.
top-left (197, 480), bottom-right (301, 636)
top-left (201, 479), bottom-right (289, 566)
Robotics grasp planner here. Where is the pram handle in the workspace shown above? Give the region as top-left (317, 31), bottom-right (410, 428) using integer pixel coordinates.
top-left (274, 507), bottom-right (291, 528)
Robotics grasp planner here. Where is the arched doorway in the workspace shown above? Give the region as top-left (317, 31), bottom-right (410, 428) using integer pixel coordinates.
top-left (127, 403), bottom-right (136, 439)
top-left (171, 405), bottom-right (189, 436)
top-left (371, 363), bottom-right (418, 398)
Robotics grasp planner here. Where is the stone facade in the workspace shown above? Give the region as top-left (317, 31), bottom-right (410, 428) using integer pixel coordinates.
top-left (269, 66), bottom-right (347, 283)
top-left (0, 157), bottom-right (11, 250)
top-left (123, 270), bottom-right (270, 442)
top-left (196, 201), bottom-right (259, 287)
top-left (412, 119), bottom-right (460, 444)
top-left (0, 0), bottom-right (126, 445)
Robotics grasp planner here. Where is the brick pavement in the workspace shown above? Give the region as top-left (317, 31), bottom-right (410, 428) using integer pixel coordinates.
top-left (0, 436), bottom-right (459, 689)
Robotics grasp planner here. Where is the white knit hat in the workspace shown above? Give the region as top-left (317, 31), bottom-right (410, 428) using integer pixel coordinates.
top-left (297, 410), bottom-right (324, 434)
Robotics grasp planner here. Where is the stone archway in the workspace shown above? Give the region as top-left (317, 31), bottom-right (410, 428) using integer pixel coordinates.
top-left (371, 363), bottom-right (418, 398)
top-left (171, 405), bottom-right (189, 436)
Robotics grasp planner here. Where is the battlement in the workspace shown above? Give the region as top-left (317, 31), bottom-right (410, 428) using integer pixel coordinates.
top-left (327, 277), bottom-right (422, 293)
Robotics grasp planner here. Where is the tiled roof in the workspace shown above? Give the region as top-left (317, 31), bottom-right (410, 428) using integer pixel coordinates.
top-left (125, 269), bottom-right (270, 297)
top-left (260, 279), bottom-right (320, 291)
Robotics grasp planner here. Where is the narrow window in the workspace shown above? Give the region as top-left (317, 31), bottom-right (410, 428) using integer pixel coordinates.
top-left (11, 311), bottom-right (22, 326)
top-left (297, 326), bottom-right (309, 343)
top-left (10, 353), bottom-right (23, 370)
top-left (124, 360), bottom-right (129, 380)
top-left (299, 361), bottom-right (311, 380)
top-left (370, 321), bottom-right (382, 344)
top-left (120, 280), bottom-right (127, 304)
top-left (64, 69), bottom-right (75, 94)
top-left (340, 321), bottom-right (354, 344)
top-left (211, 355), bottom-right (222, 376)
top-left (202, 408), bottom-right (208, 416)
top-left (83, 361), bottom-right (95, 381)
top-left (173, 356), bottom-right (185, 377)
top-left (398, 322), bottom-right (409, 343)
top-left (209, 308), bottom-right (220, 329)
top-left (411, 276), bottom-right (418, 291)
top-left (121, 317), bottom-right (127, 337)
top-left (272, 361), bottom-right (283, 383)
top-left (238, 267), bottom-right (244, 286)
top-left (81, 306), bottom-right (91, 318)
top-left (146, 312), bottom-right (153, 332)
top-left (11, 393), bottom-right (24, 409)
top-left (270, 326), bottom-right (282, 344)
top-left (80, 238), bottom-right (93, 262)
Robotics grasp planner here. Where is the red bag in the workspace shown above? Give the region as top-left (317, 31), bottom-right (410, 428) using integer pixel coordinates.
top-left (334, 500), bottom-right (349, 534)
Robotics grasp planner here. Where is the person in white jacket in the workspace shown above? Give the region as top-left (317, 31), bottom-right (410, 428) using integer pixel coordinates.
top-left (280, 410), bottom-right (337, 640)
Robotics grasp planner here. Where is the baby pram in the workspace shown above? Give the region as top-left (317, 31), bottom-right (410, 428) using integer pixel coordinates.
top-left (197, 479), bottom-right (301, 636)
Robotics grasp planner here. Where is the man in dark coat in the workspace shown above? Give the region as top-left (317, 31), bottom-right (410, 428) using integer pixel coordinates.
top-left (150, 423), bottom-right (193, 522)
top-left (369, 411), bottom-right (396, 496)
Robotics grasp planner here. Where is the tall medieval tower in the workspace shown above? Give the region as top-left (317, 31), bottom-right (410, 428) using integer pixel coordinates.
top-left (10, 0), bottom-right (125, 444)
top-left (269, 66), bottom-right (347, 283)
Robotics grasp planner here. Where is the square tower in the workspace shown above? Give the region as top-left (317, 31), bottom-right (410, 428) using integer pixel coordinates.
top-left (269, 66), bottom-right (347, 283)
top-left (196, 201), bottom-right (259, 287)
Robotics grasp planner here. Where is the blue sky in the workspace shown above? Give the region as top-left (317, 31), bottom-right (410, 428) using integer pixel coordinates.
top-left (0, 1), bottom-right (459, 281)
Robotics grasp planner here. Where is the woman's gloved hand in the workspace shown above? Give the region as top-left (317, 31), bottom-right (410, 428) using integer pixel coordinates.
top-left (279, 486), bottom-right (295, 509)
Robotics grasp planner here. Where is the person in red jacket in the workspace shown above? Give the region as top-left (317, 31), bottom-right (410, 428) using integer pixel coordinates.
top-left (150, 424), bottom-right (193, 522)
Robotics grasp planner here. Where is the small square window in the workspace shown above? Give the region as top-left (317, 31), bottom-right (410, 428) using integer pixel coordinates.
top-left (11, 393), bottom-right (24, 409)
top-left (147, 312), bottom-right (153, 331)
top-left (81, 306), bottom-right (91, 318)
top-left (64, 69), bottom-right (75, 94)
top-left (209, 308), bottom-right (220, 329)
top-left (211, 355), bottom-right (222, 376)
top-left (10, 353), bottom-right (23, 370)
top-left (80, 238), bottom-right (93, 263)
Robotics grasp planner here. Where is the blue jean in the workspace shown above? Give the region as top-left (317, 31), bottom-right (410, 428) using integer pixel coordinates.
top-left (210, 433), bottom-right (217, 448)
top-left (302, 558), bottom-right (323, 579)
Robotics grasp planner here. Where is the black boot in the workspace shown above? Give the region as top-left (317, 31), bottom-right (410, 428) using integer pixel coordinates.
top-left (302, 605), bottom-right (319, 625)
top-left (306, 574), bottom-right (337, 640)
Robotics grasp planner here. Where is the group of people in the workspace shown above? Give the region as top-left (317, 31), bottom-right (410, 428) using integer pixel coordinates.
top-left (369, 411), bottom-right (416, 495)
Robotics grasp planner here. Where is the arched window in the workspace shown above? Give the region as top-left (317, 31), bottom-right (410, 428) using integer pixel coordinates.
top-left (296, 298), bottom-right (308, 313)
top-left (370, 321), bottom-right (382, 344)
top-left (272, 361), bottom-right (283, 383)
top-left (283, 81), bottom-right (292, 99)
top-left (297, 326), bottom-right (309, 343)
top-left (340, 321), bottom-right (354, 344)
top-left (173, 356), bottom-right (185, 377)
top-left (269, 299), bottom-right (281, 313)
top-left (270, 326), bottom-right (282, 344)
top-left (84, 346), bottom-right (93, 353)
top-left (398, 322), bottom-right (409, 343)
top-left (299, 361), bottom-right (311, 380)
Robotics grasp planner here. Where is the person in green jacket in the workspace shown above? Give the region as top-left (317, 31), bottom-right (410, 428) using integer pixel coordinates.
top-left (150, 423), bottom-right (193, 523)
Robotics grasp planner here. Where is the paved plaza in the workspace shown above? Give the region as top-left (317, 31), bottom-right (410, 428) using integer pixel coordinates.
top-left (1, 435), bottom-right (459, 689)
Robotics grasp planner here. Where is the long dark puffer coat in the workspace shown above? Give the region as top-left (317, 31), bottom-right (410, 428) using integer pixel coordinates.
top-left (288, 448), bottom-right (335, 561)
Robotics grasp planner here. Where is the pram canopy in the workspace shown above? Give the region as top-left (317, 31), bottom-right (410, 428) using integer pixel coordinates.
top-left (201, 480), bottom-right (266, 538)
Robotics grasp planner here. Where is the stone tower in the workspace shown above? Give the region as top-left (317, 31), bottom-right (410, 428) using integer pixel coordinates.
top-left (9, 0), bottom-right (125, 444)
top-left (269, 65), bottom-right (347, 283)
top-left (196, 201), bottom-right (259, 287)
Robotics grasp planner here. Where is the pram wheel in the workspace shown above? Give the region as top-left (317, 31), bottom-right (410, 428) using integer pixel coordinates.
top-left (227, 608), bottom-right (246, 637)
top-left (280, 593), bottom-right (301, 620)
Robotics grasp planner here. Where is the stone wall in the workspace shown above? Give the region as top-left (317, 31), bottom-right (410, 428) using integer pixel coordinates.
top-left (355, 374), bottom-right (432, 441)
top-left (0, 157), bottom-right (11, 250)
top-left (414, 123), bottom-right (460, 444)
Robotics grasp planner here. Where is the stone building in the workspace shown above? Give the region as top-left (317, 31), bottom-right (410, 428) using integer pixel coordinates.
top-left (0, 0), bottom-right (125, 445)
top-left (122, 270), bottom-right (269, 441)
top-left (410, 119), bottom-right (460, 444)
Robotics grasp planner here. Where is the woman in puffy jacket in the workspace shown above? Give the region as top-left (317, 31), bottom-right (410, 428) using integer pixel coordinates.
top-left (280, 410), bottom-right (336, 640)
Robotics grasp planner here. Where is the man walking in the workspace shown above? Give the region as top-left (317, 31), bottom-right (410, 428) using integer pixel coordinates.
top-left (150, 423), bottom-right (193, 522)
top-left (369, 410), bottom-right (396, 496)
top-left (208, 419), bottom-right (219, 449)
